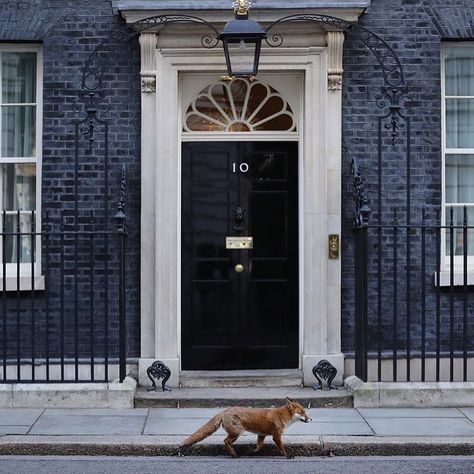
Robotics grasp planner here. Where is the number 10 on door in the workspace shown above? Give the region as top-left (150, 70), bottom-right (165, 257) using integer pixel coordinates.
top-left (232, 162), bottom-right (249, 173)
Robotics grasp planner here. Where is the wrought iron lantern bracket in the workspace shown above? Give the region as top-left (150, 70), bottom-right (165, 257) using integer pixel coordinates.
top-left (76, 6), bottom-right (411, 235)
top-left (352, 158), bottom-right (371, 228)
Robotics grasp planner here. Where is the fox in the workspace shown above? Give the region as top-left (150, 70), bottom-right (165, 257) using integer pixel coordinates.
top-left (180, 397), bottom-right (312, 458)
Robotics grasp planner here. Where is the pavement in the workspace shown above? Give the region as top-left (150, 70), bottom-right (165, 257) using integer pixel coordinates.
top-left (0, 407), bottom-right (474, 456)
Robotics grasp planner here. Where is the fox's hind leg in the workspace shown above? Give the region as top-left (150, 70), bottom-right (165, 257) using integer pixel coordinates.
top-left (223, 434), bottom-right (240, 458)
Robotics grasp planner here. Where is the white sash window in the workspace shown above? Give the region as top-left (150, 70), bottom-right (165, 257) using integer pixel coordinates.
top-left (443, 43), bottom-right (474, 264)
top-left (0, 45), bottom-right (42, 285)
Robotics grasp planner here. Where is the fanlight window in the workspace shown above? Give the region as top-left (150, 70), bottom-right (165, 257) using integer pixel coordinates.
top-left (183, 78), bottom-right (296, 132)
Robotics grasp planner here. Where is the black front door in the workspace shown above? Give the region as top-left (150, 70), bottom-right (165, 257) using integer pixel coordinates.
top-left (181, 141), bottom-right (298, 370)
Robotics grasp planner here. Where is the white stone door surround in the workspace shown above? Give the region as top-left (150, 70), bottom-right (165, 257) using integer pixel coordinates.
top-left (131, 10), bottom-right (362, 387)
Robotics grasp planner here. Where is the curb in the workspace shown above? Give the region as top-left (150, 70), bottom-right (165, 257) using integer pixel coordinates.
top-left (1, 436), bottom-right (474, 457)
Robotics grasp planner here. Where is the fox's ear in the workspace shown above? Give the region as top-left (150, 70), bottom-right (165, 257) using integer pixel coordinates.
top-left (286, 397), bottom-right (294, 407)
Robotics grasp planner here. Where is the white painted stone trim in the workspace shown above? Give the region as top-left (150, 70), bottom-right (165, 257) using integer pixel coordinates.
top-left (327, 31), bottom-right (344, 90)
top-left (133, 2), bottom-right (365, 386)
top-left (435, 271), bottom-right (474, 286)
top-left (139, 33), bottom-right (157, 93)
top-left (137, 46), bottom-right (345, 387)
top-left (0, 376), bottom-right (137, 408)
top-left (345, 375), bottom-right (474, 407)
top-left (139, 33), bottom-right (158, 359)
top-left (119, 8), bottom-right (366, 26)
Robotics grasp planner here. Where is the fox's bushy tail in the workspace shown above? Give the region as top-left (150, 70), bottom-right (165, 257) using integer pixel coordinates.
top-left (180, 413), bottom-right (223, 447)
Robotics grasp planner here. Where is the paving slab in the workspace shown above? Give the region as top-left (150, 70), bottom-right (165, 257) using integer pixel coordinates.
top-left (308, 408), bottom-right (364, 423)
top-left (458, 408), bottom-right (474, 422)
top-left (29, 414), bottom-right (146, 436)
top-left (44, 408), bottom-right (148, 417)
top-left (0, 426), bottom-right (30, 435)
top-left (144, 417), bottom-right (225, 435)
top-left (0, 408), bottom-right (43, 425)
top-left (148, 407), bottom-right (363, 422)
top-left (368, 417), bottom-right (474, 437)
top-left (148, 408), bottom-right (221, 419)
top-left (358, 408), bottom-right (464, 418)
top-left (144, 408), bottom-right (373, 436)
top-left (286, 421), bottom-right (373, 436)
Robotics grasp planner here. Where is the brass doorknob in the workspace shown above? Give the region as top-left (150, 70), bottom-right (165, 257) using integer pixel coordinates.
top-left (234, 264), bottom-right (244, 273)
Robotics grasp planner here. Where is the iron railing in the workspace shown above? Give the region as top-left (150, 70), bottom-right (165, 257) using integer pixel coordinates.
top-left (354, 206), bottom-right (474, 382)
top-left (0, 208), bottom-right (127, 383)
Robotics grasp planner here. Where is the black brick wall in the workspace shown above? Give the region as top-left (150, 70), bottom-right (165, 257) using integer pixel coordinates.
top-left (0, 0), bottom-right (141, 360)
top-left (341, 0), bottom-right (474, 354)
top-left (1, 0), bottom-right (472, 363)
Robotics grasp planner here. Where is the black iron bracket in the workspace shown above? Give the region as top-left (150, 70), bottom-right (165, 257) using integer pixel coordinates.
top-left (147, 360), bottom-right (172, 392)
top-left (352, 158), bottom-right (371, 228)
top-left (312, 359), bottom-right (338, 391)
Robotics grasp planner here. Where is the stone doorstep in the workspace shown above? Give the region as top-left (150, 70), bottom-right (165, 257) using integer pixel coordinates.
top-left (179, 369), bottom-right (304, 388)
top-left (0, 376), bottom-right (137, 408)
top-left (134, 386), bottom-right (353, 408)
top-left (345, 376), bottom-right (474, 408)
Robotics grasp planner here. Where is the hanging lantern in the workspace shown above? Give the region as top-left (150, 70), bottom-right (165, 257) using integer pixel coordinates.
top-left (219, 0), bottom-right (266, 78)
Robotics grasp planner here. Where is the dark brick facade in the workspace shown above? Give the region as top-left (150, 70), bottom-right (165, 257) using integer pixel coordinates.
top-left (0, 0), bottom-right (141, 360)
top-left (0, 0), bottom-right (472, 364)
top-left (341, 0), bottom-right (474, 354)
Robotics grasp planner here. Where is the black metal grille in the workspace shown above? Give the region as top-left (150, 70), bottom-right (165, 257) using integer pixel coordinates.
top-left (0, 207), bottom-right (127, 383)
top-left (354, 207), bottom-right (474, 382)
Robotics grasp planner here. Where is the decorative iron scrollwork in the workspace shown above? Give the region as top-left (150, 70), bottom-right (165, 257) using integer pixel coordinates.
top-left (376, 86), bottom-right (411, 145)
top-left (312, 359), bottom-right (338, 391)
top-left (232, 206), bottom-right (247, 232)
top-left (147, 360), bottom-right (172, 392)
top-left (265, 14), bottom-right (405, 89)
top-left (114, 166), bottom-right (127, 231)
top-left (352, 158), bottom-right (371, 228)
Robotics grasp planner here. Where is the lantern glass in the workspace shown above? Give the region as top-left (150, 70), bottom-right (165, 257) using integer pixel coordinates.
top-left (224, 38), bottom-right (260, 77)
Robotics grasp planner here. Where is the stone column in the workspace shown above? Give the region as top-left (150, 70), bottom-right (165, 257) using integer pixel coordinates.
top-left (138, 33), bottom-right (159, 385)
top-left (151, 49), bottom-right (180, 386)
top-left (302, 32), bottom-right (345, 386)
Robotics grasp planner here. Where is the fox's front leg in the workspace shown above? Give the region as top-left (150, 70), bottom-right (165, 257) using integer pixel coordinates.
top-left (272, 435), bottom-right (292, 459)
top-left (252, 435), bottom-right (265, 453)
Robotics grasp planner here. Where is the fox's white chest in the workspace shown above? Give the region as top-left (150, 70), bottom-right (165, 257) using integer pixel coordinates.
top-left (285, 418), bottom-right (296, 428)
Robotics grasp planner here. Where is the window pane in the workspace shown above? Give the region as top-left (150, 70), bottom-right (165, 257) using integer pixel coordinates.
top-left (227, 40), bottom-right (256, 76)
top-left (445, 207), bottom-right (474, 256)
top-left (1, 163), bottom-right (36, 210)
top-left (1, 105), bottom-right (36, 157)
top-left (446, 154), bottom-right (474, 203)
top-left (446, 99), bottom-right (474, 148)
top-left (445, 47), bottom-right (474, 96)
top-left (183, 79), bottom-right (297, 132)
top-left (4, 212), bottom-right (33, 264)
top-left (2, 52), bottom-right (36, 103)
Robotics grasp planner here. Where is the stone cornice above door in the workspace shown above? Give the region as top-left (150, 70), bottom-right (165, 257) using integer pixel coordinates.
top-left (115, 5), bottom-right (368, 26)
top-left (113, 0), bottom-right (370, 12)
top-left (122, 3), bottom-right (364, 92)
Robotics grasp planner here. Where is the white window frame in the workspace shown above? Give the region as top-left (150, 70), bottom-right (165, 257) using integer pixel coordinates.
top-left (0, 43), bottom-right (43, 290)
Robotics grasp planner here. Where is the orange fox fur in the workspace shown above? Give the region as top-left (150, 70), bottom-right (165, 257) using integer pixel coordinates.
top-left (180, 397), bottom-right (312, 458)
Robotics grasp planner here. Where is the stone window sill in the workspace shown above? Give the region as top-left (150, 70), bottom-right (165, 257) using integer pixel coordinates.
top-left (434, 271), bottom-right (474, 287)
top-left (0, 276), bottom-right (45, 292)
